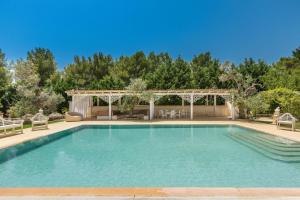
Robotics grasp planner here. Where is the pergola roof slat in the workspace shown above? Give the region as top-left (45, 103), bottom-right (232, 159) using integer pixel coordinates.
top-left (66, 89), bottom-right (233, 96)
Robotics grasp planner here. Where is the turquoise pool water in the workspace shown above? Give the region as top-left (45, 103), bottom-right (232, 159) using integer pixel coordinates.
top-left (0, 125), bottom-right (300, 187)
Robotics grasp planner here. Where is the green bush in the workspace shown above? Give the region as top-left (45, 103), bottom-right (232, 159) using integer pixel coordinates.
top-left (261, 88), bottom-right (300, 117)
top-left (245, 93), bottom-right (270, 118)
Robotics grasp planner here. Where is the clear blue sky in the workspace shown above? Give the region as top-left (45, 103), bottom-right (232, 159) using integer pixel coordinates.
top-left (0, 0), bottom-right (300, 69)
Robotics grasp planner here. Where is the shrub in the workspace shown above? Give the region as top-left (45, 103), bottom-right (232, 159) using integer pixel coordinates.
top-left (261, 88), bottom-right (300, 117)
top-left (48, 112), bottom-right (64, 121)
top-left (245, 93), bottom-right (270, 118)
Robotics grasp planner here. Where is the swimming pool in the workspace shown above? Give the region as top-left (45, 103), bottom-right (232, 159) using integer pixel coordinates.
top-left (0, 125), bottom-right (300, 187)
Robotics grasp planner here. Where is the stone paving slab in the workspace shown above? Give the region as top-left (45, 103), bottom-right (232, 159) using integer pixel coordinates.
top-left (1, 197), bottom-right (300, 200)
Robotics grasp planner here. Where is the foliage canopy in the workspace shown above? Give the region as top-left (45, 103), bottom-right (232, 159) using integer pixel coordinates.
top-left (0, 46), bottom-right (300, 118)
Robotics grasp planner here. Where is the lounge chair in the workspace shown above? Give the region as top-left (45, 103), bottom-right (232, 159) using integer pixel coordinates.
top-left (65, 112), bottom-right (83, 122)
top-left (0, 117), bottom-right (24, 135)
top-left (31, 110), bottom-right (49, 131)
top-left (277, 113), bottom-right (298, 132)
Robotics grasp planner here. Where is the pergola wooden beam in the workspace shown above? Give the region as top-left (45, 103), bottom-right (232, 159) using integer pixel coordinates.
top-left (66, 89), bottom-right (233, 96)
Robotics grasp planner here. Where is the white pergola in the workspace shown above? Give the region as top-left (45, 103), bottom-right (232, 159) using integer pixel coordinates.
top-left (66, 89), bottom-right (236, 120)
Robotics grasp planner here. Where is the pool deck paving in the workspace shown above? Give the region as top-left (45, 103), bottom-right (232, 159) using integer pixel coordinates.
top-left (0, 119), bottom-right (300, 198)
top-left (1, 197), bottom-right (300, 200)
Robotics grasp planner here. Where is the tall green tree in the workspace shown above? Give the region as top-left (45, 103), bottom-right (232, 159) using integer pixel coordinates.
top-left (219, 62), bottom-right (259, 118)
top-left (0, 49), bottom-right (9, 90)
top-left (9, 60), bottom-right (63, 117)
top-left (64, 53), bottom-right (113, 89)
top-left (191, 52), bottom-right (222, 88)
top-left (238, 58), bottom-right (269, 89)
top-left (171, 57), bottom-right (192, 89)
top-left (147, 55), bottom-right (191, 89)
top-left (111, 51), bottom-right (149, 85)
top-left (0, 49), bottom-right (9, 91)
top-left (0, 49), bottom-right (15, 114)
top-left (146, 53), bottom-right (173, 89)
top-left (262, 47), bottom-right (300, 91)
top-left (27, 48), bottom-right (57, 87)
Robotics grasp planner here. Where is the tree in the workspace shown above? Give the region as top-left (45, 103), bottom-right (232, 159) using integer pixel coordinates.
top-left (171, 57), bottom-right (192, 89)
top-left (219, 62), bottom-right (259, 118)
top-left (146, 53), bottom-right (173, 89)
top-left (127, 51), bottom-right (149, 80)
top-left (191, 52), bottom-right (222, 88)
top-left (118, 79), bottom-right (151, 115)
top-left (47, 72), bottom-right (69, 113)
top-left (262, 47), bottom-right (300, 91)
top-left (0, 49), bottom-right (13, 113)
top-left (27, 48), bottom-right (57, 87)
top-left (261, 88), bottom-right (300, 117)
top-left (64, 53), bottom-right (113, 89)
top-left (9, 60), bottom-right (63, 117)
top-left (0, 49), bottom-right (9, 91)
top-left (96, 75), bottom-right (125, 89)
top-left (245, 93), bottom-right (270, 118)
top-left (147, 55), bottom-right (191, 90)
top-left (238, 58), bottom-right (269, 89)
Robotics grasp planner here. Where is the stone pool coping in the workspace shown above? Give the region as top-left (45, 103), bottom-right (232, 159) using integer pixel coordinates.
top-left (1, 188), bottom-right (300, 197)
top-left (1, 120), bottom-right (300, 197)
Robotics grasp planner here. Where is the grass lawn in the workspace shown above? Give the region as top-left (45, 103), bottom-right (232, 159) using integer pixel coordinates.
top-left (296, 122), bottom-right (300, 129)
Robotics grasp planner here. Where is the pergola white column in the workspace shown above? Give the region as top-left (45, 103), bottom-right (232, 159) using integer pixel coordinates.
top-left (149, 97), bottom-right (154, 120)
top-left (108, 95), bottom-right (112, 120)
top-left (214, 95), bottom-right (217, 116)
top-left (190, 93), bottom-right (194, 120)
top-left (151, 95), bottom-right (163, 120)
top-left (220, 94), bottom-right (235, 120)
top-left (231, 95), bottom-right (235, 120)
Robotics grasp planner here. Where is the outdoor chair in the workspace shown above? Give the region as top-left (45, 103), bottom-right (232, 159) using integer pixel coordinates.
top-left (0, 117), bottom-right (24, 135)
top-left (277, 113), bottom-right (298, 132)
top-left (170, 110), bottom-right (176, 119)
top-left (181, 110), bottom-right (187, 118)
top-left (65, 112), bottom-right (83, 122)
top-left (159, 110), bottom-right (167, 119)
top-left (31, 110), bottom-right (49, 131)
top-left (175, 110), bottom-right (181, 118)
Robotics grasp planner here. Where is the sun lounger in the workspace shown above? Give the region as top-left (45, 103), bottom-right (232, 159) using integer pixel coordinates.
top-left (0, 117), bottom-right (24, 135)
top-left (65, 112), bottom-right (83, 122)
